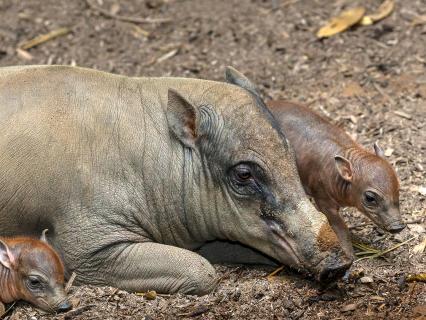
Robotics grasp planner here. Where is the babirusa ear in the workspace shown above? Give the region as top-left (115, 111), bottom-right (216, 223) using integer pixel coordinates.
top-left (334, 155), bottom-right (353, 182)
top-left (167, 89), bottom-right (198, 149)
top-left (225, 66), bottom-right (259, 96)
top-left (0, 240), bottom-right (15, 269)
top-left (374, 141), bottom-right (385, 158)
top-left (40, 229), bottom-right (49, 243)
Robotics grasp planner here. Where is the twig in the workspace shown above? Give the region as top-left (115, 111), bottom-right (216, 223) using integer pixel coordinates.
top-left (267, 265), bottom-right (284, 278)
top-left (372, 81), bottom-right (395, 105)
top-left (85, 0), bottom-right (171, 24)
top-left (63, 304), bottom-right (95, 320)
top-left (0, 302), bottom-right (16, 319)
top-left (355, 236), bottom-right (418, 262)
top-left (349, 218), bottom-right (423, 230)
top-left (19, 28), bottom-right (70, 50)
top-left (65, 272), bottom-right (77, 293)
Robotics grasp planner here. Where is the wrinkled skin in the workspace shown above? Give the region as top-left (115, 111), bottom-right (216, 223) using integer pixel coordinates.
top-left (268, 100), bottom-right (404, 257)
top-left (0, 66), bottom-right (351, 295)
top-left (0, 236), bottom-right (70, 313)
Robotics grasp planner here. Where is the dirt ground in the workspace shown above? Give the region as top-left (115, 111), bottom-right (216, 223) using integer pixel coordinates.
top-left (0, 0), bottom-right (425, 319)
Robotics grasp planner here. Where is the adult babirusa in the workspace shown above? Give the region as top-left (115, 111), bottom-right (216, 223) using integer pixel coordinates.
top-left (0, 65), bottom-right (352, 295)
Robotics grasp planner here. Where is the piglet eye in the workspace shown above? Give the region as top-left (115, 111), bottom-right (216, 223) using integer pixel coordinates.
top-left (26, 276), bottom-right (44, 291)
top-left (364, 191), bottom-right (377, 205)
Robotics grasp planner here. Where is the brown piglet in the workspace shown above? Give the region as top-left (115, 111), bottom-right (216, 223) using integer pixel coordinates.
top-left (267, 100), bottom-right (404, 256)
top-left (0, 230), bottom-right (71, 313)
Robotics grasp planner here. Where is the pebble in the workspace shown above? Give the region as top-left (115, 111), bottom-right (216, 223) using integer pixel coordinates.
top-left (360, 276), bottom-right (374, 284)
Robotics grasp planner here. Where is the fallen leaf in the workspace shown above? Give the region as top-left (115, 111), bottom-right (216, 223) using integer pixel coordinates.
top-left (361, 0), bottom-right (395, 26)
top-left (412, 237), bottom-right (426, 254)
top-left (406, 274), bottom-right (426, 283)
top-left (341, 303), bottom-right (357, 312)
top-left (317, 7), bottom-right (365, 38)
top-left (145, 290), bottom-right (157, 300)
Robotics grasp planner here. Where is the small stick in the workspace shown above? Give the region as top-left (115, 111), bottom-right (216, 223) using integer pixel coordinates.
top-left (65, 272), bottom-right (77, 293)
top-left (63, 304), bottom-right (95, 320)
top-left (349, 218), bottom-right (423, 229)
top-left (0, 302), bottom-right (16, 319)
top-left (267, 265), bottom-right (284, 278)
top-left (19, 28), bottom-right (70, 50)
top-left (355, 236), bottom-right (418, 262)
top-left (85, 0), bottom-right (171, 24)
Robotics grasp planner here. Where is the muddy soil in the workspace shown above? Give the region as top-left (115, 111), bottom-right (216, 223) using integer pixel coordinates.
top-left (0, 0), bottom-right (425, 319)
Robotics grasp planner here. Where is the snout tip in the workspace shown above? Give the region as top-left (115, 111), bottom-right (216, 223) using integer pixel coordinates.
top-left (317, 256), bottom-right (353, 284)
top-left (57, 300), bottom-right (72, 313)
top-left (386, 222), bottom-right (406, 234)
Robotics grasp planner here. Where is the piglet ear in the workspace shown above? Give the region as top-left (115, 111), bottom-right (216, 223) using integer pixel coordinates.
top-left (374, 141), bottom-right (385, 158)
top-left (166, 89), bottom-right (199, 149)
top-left (0, 240), bottom-right (15, 269)
top-left (40, 229), bottom-right (49, 243)
top-left (334, 155), bottom-right (353, 182)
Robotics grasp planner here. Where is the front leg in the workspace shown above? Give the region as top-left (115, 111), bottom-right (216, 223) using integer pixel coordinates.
top-left (316, 202), bottom-right (354, 258)
top-left (78, 242), bottom-right (218, 295)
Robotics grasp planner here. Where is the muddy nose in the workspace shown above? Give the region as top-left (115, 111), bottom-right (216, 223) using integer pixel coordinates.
top-left (57, 300), bottom-right (72, 313)
top-left (318, 257), bottom-right (353, 284)
top-left (387, 222), bottom-right (406, 234)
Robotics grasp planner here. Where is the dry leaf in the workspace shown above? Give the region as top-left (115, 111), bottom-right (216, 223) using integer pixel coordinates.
top-left (361, 0), bottom-right (395, 25)
top-left (412, 237), bottom-right (426, 254)
top-left (317, 7), bottom-right (365, 38)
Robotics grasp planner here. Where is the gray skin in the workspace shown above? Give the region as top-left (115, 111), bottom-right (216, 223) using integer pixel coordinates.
top-left (0, 65), bottom-right (352, 295)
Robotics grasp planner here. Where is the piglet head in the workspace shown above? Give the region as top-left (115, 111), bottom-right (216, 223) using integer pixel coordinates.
top-left (334, 142), bottom-right (405, 233)
top-left (0, 231), bottom-right (71, 313)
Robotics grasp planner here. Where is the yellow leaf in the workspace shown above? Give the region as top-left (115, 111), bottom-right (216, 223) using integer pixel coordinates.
top-left (317, 7), bottom-right (366, 38)
top-left (361, 0), bottom-right (395, 26)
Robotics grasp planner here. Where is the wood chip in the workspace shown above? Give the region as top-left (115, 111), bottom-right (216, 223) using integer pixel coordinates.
top-left (341, 303), bottom-right (357, 312)
top-left (19, 27), bottom-right (70, 50)
top-left (360, 276), bottom-right (374, 283)
top-left (16, 48), bottom-right (33, 60)
top-left (393, 110), bottom-right (412, 120)
top-left (384, 148), bottom-right (394, 157)
top-left (156, 48), bottom-right (179, 63)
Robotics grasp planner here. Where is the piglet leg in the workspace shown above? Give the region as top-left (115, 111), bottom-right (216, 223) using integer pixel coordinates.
top-left (316, 202), bottom-right (354, 258)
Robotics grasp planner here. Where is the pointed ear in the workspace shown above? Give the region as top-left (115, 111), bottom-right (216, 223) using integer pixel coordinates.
top-left (0, 240), bottom-right (15, 269)
top-left (166, 89), bottom-right (199, 149)
top-left (374, 141), bottom-right (385, 158)
top-left (225, 66), bottom-right (260, 97)
top-left (40, 229), bottom-right (49, 243)
top-left (334, 155), bottom-right (353, 182)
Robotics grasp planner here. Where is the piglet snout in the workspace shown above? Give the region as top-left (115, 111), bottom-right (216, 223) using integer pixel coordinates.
top-left (386, 221), bottom-right (406, 233)
top-left (57, 300), bottom-right (72, 313)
